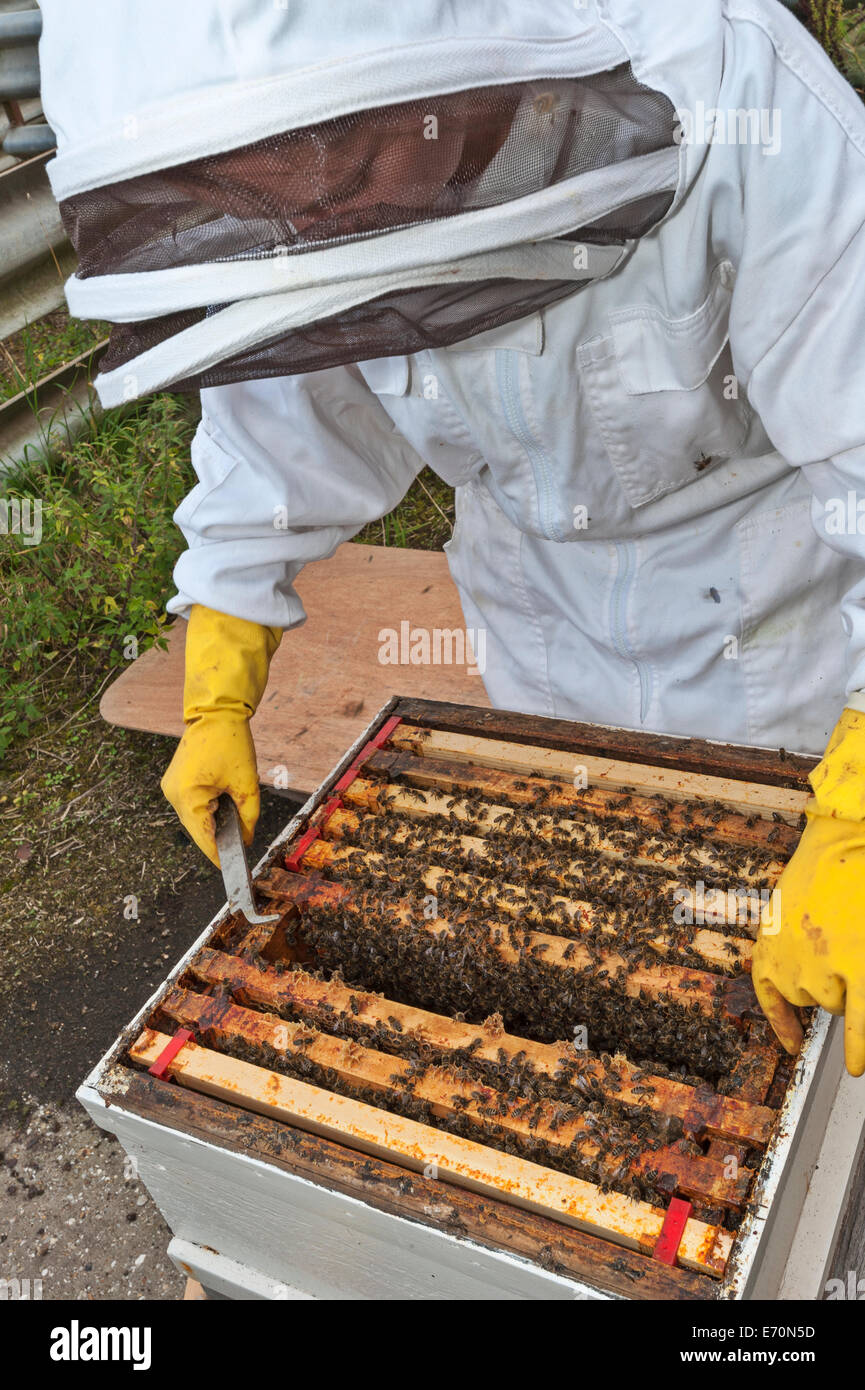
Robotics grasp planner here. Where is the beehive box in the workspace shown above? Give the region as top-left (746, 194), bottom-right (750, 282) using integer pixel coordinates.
top-left (79, 697), bottom-right (847, 1301)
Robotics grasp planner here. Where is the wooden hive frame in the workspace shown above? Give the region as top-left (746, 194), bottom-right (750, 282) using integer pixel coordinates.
top-left (86, 697), bottom-right (824, 1301)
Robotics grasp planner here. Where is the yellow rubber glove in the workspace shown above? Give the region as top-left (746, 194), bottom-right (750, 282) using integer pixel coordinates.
top-left (752, 707), bottom-right (865, 1075)
top-left (160, 605), bottom-right (281, 866)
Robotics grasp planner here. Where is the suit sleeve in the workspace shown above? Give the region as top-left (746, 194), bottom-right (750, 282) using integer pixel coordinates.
top-left (167, 365), bottom-right (425, 627)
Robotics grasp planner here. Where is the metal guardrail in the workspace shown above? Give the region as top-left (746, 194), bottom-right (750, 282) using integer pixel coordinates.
top-left (0, 7), bottom-right (97, 472)
top-left (0, 9), bottom-right (41, 43)
top-left (2, 119), bottom-right (51, 154)
top-left (0, 152), bottom-right (66, 285)
top-left (0, 7), bottom-right (54, 158)
top-left (0, 45), bottom-right (39, 99)
top-left (0, 335), bottom-right (107, 474)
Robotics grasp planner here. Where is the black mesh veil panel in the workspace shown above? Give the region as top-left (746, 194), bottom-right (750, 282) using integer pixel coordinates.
top-left (59, 65), bottom-right (679, 391)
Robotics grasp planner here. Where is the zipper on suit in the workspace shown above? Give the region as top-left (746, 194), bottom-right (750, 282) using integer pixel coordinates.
top-left (611, 541), bottom-right (652, 723)
top-left (495, 348), bottom-right (563, 542)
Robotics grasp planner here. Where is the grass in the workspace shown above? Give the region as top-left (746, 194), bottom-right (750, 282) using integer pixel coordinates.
top-left (0, 389), bottom-right (452, 760)
top-left (798, 1), bottom-right (865, 91)
top-left (355, 467), bottom-right (455, 551)
top-left (0, 716), bottom-right (213, 1002)
top-left (0, 311), bottom-right (109, 402)
top-left (840, 6), bottom-right (865, 90)
top-left (0, 368), bottom-right (452, 1003)
top-left (0, 392), bottom-right (200, 759)
top-left (0, 392), bottom-right (206, 995)
top-left (0, 389), bottom-right (205, 991)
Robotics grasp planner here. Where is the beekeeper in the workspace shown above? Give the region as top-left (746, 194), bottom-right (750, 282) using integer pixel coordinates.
top-left (38, 0), bottom-right (865, 1073)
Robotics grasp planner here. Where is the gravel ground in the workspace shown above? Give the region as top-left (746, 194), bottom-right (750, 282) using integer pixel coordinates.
top-left (0, 771), bottom-right (297, 1302)
top-left (0, 1098), bottom-right (181, 1301)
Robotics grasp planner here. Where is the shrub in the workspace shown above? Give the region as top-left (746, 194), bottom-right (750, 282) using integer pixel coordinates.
top-left (0, 395), bottom-right (198, 759)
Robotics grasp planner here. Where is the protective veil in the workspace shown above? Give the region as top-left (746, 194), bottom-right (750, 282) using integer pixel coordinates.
top-left (39, 1), bottom-right (679, 401)
top-left (37, 1), bottom-right (865, 756)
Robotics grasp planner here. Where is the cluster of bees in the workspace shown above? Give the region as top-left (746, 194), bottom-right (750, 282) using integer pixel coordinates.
top-left (340, 784), bottom-right (777, 947)
top-left (213, 1024), bottom-right (698, 1210)
top-left (190, 767), bottom-right (796, 1225)
top-left (297, 885), bottom-right (741, 1081)
top-left (291, 779), bottom-right (768, 1078)
top-left (379, 775), bottom-right (784, 878)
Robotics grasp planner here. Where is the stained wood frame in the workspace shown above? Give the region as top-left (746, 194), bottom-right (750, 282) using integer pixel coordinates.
top-left (89, 695), bottom-right (820, 1302)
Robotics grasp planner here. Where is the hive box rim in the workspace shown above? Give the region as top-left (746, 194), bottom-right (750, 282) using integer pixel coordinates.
top-left (77, 695), bottom-right (826, 1301)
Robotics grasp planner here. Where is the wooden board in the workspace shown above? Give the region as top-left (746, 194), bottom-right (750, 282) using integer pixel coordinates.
top-left (362, 747), bottom-right (803, 859)
top-left (330, 788), bottom-right (780, 909)
top-left (258, 866), bottom-right (742, 1020)
top-left (99, 545), bottom-right (490, 793)
top-left (323, 800), bottom-right (786, 887)
top-left (299, 836), bottom-right (754, 971)
top-left (392, 699), bottom-right (818, 788)
top-left (159, 988), bottom-right (751, 1208)
top-left (187, 949), bottom-right (776, 1146)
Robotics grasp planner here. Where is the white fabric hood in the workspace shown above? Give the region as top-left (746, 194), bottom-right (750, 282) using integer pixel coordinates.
top-left (38, 0), bottom-right (726, 405)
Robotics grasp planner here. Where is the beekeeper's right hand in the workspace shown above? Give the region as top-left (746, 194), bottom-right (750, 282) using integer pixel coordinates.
top-left (161, 605), bottom-right (282, 866)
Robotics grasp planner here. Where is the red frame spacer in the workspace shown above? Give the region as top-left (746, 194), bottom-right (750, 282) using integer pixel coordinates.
top-left (333, 714), bottom-right (403, 794)
top-left (653, 1196), bottom-right (693, 1266)
top-left (285, 716), bottom-right (402, 872)
top-left (284, 795), bottom-right (342, 872)
top-left (148, 1028), bottom-right (195, 1079)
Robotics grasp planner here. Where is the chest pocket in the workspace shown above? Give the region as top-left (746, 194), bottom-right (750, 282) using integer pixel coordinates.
top-left (357, 347), bottom-right (481, 488)
top-left (362, 321), bottom-right (547, 493)
top-left (441, 310), bottom-right (562, 527)
top-left (578, 261), bottom-right (751, 508)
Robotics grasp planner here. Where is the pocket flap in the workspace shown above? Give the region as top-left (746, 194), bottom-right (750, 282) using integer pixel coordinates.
top-left (610, 261), bottom-right (735, 395)
top-left (358, 355), bottom-right (410, 397)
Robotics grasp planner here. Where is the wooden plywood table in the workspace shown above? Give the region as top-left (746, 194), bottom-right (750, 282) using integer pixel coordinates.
top-left (100, 543), bottom-right (490, 795)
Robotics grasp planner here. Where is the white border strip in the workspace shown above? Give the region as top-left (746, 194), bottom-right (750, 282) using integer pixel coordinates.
top-left (718, 1008), bottom-right (833, 1298)
top-left (93, 241), bottom-right (628, 406)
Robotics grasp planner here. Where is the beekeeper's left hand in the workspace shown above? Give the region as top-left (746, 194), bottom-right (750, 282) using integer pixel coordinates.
top-left (753, 708), bottom-right (865, 1076)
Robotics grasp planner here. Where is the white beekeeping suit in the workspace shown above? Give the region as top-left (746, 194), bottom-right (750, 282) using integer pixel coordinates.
top-left (38, 0), bottom-right (865, 755)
